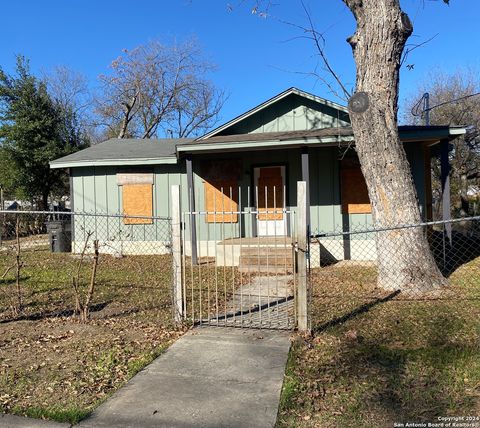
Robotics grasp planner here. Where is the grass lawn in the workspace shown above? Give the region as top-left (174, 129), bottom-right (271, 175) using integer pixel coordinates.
top-left (0, 245), bottom-right (184, 424)
top-left (277, 258), bottom-right (480, 427)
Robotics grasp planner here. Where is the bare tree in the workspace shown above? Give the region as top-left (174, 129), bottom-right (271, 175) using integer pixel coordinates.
top-left (405, 69), bottom-right (480, 217)
top-left (341, 0), bottom-right (446, 291)
top-left (43, 66), bottom-right (90, 117)
top-left (94, 39), bottom-right (225, 139)
top-left (43, 66), bottom-right (98, 142)
top-left (243, 0), bottom-right (449, 291)
top-left (71, 232), bottom-right (100, 322)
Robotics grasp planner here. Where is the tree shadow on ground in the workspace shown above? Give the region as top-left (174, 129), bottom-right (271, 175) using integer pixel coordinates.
top-left (333, 311), bottom-right (478, 423)
top-left (305, 294), bottom-right (479, 426)
top-left (0, 301), bottom-right (110, 324)
top-left (312, 290), bottom-right (400, 335)
top-left (430, 230), bottom-right (480, 276)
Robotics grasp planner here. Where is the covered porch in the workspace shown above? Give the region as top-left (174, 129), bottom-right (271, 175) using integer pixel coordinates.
top-left (178, 126), bottom-right (460, 266)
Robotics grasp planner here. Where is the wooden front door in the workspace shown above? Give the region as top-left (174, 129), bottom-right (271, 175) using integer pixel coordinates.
top-left (254, 166), bottom-right (286, 236)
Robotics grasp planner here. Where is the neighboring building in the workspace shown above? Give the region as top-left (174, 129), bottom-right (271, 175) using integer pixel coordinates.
top-left (50, 88), bottom-right (466, 265)
top-left (467, 185), bottom-right (480, 199)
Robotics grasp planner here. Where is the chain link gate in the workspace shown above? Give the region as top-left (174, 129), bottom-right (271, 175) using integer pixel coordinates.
top-left (169, 182), bottom-right (310, 331)
top-left (179, 208), bottom-right (298, 329)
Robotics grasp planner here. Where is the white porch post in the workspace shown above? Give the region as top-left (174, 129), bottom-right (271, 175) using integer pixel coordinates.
top-left (296, 181), bottom-right (309, 332)
top-left (171, 185), bottom-right (183, 324)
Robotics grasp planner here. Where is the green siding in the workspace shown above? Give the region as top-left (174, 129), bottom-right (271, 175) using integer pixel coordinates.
top-left (71, 164), bottom-right (185, 242)
top-left (219, 94), bottom-right (350, 135)
top-left (190, 149), bottom-right (302, 240)
top-left (71, 144), bottom-right (427, 241)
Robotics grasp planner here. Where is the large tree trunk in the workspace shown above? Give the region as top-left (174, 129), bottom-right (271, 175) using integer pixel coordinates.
top-left (343, 0), bottom-right (445, 292)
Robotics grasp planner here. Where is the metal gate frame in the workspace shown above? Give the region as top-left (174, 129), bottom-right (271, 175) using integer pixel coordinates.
top-left (170, 183), bottom-right (310, 331)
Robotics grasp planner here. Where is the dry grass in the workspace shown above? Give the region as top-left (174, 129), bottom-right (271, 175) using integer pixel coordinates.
top-left (277, 257), bottom-right (480, 427)
top-left (0, 248), bottom-right (184, 424)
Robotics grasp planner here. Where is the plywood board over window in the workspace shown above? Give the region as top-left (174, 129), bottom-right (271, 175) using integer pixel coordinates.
top-left (200, 158), bottom-right (242, 224)
top-left (257, 167), bottom-right (284, 221)
top-left (341, 159), bottom-right (372, 214)
top-left (204, 181), bottom-right (239, 223)
top-left (117, 173), bottom-right (154, 224)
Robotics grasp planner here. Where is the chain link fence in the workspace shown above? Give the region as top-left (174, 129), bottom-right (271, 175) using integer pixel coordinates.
top-left (0, 210), bottom-right (174, 323)
top-left (308, 216), bottom-right (480, 329)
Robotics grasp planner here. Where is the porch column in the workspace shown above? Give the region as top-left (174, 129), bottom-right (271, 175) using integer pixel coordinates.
top-left (297, 181), bottom-right (309, 332)
top-left (440, 139), bottom-right (452, 243)
top-left (186, 155), bottom-right (198, 265)
top-left (301, 147), bottom-right (311, 234)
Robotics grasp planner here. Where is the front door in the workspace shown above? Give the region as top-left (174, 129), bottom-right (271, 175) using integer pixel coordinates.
top-left (254, 166), bottom-right (286, 236)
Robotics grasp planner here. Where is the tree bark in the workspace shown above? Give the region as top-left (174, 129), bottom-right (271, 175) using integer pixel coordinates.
top-left (343, 0), bottom-right (445, 291)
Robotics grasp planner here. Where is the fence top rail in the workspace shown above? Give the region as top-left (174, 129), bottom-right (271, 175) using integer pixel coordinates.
top-left (312, 215), bottom-right (480, 239)
top-left (183, 209), bottom-right (296, 216)
top-left (0, 210), bottom-right (172, 221)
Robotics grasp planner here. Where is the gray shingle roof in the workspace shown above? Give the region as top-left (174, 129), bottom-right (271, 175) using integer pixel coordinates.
top-left (50, 138), bottom-right (193, 168)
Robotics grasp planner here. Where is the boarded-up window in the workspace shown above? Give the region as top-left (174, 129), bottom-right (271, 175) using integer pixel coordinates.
top-left (204, 181), bottom-right (238, 223)
top-left (122, 184), bottom-right (153, 224)
top-left (257, 167), bottom-right (284, 220)
top-left (117, 173), bottom-right (154, 224)
top-left (341, 159), bottom-right (371, 214)
top-left (200, 158), bottom-right (242, 224)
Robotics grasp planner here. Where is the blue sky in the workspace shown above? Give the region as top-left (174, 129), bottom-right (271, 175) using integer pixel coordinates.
top-left (1, 0), bottom-right (478, 124)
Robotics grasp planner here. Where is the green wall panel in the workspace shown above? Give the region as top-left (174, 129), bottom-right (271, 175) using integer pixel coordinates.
top-left (70, 143), bottom-right (427, 241)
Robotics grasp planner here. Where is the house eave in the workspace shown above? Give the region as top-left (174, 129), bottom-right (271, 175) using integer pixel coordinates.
top-left (177, 126), bottom-right (467, 155)
top-left (50, 157), bottom-right (178, 169)
top-left (177, 135), bottom-right (355, 154)
top-left (399, 126), bottom-right (466, 143)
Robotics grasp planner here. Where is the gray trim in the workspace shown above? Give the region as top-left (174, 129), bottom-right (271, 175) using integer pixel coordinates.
top-left (51, 157), bottom-right (178, 169)
top-left (178, 136), bottom-right (356, 154)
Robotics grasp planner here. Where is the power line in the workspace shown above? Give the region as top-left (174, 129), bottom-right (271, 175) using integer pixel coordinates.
top-left (412, 91), bottom-right (480, 125)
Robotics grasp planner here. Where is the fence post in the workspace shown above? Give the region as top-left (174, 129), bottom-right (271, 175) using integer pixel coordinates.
top-left (297, 181), bottom-right (309, 332)
top-left (171, 185), bottom-right (183, 324)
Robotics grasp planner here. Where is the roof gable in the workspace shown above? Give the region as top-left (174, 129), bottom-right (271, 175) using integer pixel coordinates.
top-left (198, 87), bottom-right (350, 140)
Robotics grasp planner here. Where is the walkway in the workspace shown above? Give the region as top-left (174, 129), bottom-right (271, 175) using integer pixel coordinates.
top-left (209, 275), bottom-right (296, 330)
top-left (79, 326), bottom-right (291, 428)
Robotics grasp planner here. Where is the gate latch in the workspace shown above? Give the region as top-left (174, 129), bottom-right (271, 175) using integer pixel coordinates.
top-left (292, 242), bottom-right (308, 253)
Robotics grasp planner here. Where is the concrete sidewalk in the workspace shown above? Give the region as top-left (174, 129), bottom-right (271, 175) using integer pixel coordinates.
top-left (79, 327), bottom-right (291, 428)
top-left (0, 414), bottom-right (70, 428)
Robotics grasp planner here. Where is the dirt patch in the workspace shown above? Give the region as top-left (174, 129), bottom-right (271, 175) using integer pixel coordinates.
top-left (0, 250), bottom-right (185, 423)
top-left (0, 315), bottom-right (182, 416)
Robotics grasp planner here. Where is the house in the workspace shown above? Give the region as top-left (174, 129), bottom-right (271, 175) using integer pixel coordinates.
top-left (50, 87), bottom-right (466, 266)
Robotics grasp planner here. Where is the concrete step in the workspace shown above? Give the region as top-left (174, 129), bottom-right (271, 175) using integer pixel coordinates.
top-left (238, 265), bottom-right (294, 274)
top-left (240, 247), bottom-right (293, 256)
top-left (238, 244), bottom-right (294, 274)
top-left (239, 256), bottom-right (294, 266)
